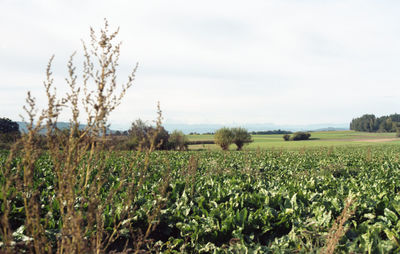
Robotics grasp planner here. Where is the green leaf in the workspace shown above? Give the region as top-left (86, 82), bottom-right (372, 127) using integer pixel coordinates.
top-left (385, 208), bottom-right (398, 223)
top-left (384, 228), bottom-right (400, 247)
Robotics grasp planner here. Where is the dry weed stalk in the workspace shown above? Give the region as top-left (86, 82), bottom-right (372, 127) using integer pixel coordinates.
top-left (366, 147), bottom-right (372, 162)
top-left (186, 155), bottom-right (198, 197)
top-left (17, 93), bottom-right (50, 253)
top-left (323, 196), bottom-right (357, 254)
top-left (1, 19), bottom-right (171, 254)
top-left (41, 19), bottom-right (138, 254)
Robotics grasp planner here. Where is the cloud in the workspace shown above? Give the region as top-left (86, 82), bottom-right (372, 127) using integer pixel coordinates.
top-left (1, 0), bottom-right (400, 129)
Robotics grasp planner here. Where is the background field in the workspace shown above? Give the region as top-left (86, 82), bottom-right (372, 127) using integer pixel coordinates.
top-left (188, 130), bottom-right (400, 150)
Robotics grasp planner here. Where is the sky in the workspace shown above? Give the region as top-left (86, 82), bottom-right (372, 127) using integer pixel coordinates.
top-left (1, 0), bottom-right (400, 129)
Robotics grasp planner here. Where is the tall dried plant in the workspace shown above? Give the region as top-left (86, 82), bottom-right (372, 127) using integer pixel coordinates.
top-left (323, 195), bottom-right (357, 254)
top-left (1, 19), bottom-right (171, 254)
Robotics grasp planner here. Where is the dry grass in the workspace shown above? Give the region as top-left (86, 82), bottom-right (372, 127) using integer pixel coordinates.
top-left (0, 19), bottom-right (171, 254)
top-left (323, 195), bottom-right (357, 254)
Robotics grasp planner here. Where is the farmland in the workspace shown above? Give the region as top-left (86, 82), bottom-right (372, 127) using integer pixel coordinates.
top-left (2, 145), bottom-right (400, 253)
top-left (188, 130), bottom-right (400, 150)
top-left (2, 9), bottom-right (400, 253)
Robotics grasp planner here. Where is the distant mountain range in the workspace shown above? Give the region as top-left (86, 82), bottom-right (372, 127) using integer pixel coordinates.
top-left (17, 121), bottom-right (349, 134)
top-left (17, 122), bottom-right (87, 134)
top-left (162, 123), bottom-right (349, 134)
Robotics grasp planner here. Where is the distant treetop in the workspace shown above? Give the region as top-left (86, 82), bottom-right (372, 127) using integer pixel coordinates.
top-left (250, 130), bottom-right (292, 135)
top-left (350, 113), bottom-right (400, 132)
top-left (0, 117), bottom-right (20, 134)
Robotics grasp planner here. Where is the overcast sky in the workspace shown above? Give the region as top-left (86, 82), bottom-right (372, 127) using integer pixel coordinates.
top-left (1, 0), bottom-right (400, 129)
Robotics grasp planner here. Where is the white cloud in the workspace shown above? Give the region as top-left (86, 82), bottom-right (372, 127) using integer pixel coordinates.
top-left (1, 0), bottom-right (400, 129)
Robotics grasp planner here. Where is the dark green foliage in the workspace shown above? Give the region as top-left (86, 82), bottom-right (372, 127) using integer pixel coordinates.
top-left (0, 118), bottom-right (19, 134)
top-left (0, 118), bottom-right (20, 145)
top-left (290, 132), bottom-right (311, 141)
top-left (283, 134), bottom-right (290, 141)
top-left (251, 130), bottom-right (292, 135)
top-left (350, 113), bottom-right (400, 132)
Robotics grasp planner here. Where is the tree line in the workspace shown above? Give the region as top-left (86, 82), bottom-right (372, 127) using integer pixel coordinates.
top-left (251, 129), bottom-right (292, 135)
top-left (189, 130), bottom-right (292, 135)
top-left (350, 114), bottom-right (400, 132)
top-left (101, 119), bottom-right (190, 151)
top-left (0, 117), bottom-right (189, 151)
top-left (0, 117), bottom-right (305, 150)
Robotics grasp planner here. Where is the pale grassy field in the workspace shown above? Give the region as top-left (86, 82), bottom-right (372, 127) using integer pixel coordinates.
top-left (188, 131), bottom-right (400, 150)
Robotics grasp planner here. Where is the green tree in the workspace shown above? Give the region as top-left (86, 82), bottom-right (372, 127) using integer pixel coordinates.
top-left (291, 132), bottom-right (311, 141)
top-left (168, 130), bottom-right (188, 150)
top-left (128, 119), bottom-right (170, 150)
top-left (231, 127), bottom-right (252, 150)
top-left (150, 126), bottom-right (170, 150)
top-left (129, 119), bottom-right (150, 142)
top-left (0, 118), bottom-right (19, 134)
top-left (0, 117), bottom-right (20, 143)
top-left (283, 134), bottom-right (290, 141)
top-left (214, 127), bottom-right (234, 150)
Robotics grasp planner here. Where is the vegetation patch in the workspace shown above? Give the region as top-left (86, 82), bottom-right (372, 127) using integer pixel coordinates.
top-left (283, 131), bottom-right (311, 141)
top-left (2, 147), bottom-right (400, 253)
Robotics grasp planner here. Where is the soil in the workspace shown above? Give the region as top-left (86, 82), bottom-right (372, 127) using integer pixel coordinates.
top-left (355, 138), bottom-right (399, 143)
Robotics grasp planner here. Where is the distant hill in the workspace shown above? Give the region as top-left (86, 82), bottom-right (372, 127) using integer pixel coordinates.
top-left (309, 127), bottom-right (348, 132)
top-left (16, 121), bottom-right (349, 135)
top-left (163, 123), bottom-right (349, 134)
top-left (18, 122), bottom-right (88, 134)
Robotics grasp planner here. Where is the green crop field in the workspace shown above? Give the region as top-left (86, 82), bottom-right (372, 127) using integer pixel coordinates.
top-left (2, 145), bottom-right (400, 253)
top-left (188, 131), bottom-right (400, 150)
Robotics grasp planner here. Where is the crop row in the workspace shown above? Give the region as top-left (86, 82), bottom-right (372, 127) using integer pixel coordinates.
top-left (1, 146), bottom-right (400, 253)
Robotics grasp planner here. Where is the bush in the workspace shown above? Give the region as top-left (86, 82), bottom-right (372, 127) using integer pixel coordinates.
top-left (214, 127), bottom-right (234, 150)
top-left (232, 127), bottom-right (252, 150)
top-left (0, 132), bottom-right (20, 144)
top-left (291, 132), bottom-right (311, 141)
top-left (283, 134), bottom-right (290, 141)
top-left (151, 126), bottom-right (170, 150)
top-left (214, 127), bottom-right (253, 150)
top-left (119, 136), bottom-right (139, 150)
top-left (168, 130), bottom-right (188, 150)
top-left (128, 118), bottom-right (170, 150)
